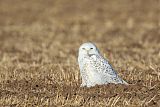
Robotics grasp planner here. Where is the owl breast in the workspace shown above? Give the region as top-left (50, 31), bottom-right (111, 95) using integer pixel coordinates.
top-left (82, 56), bottom-right (107, 86)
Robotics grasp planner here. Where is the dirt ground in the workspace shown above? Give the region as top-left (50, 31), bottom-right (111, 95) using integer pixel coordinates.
top-left (0, 0), bottom-right (160, 106)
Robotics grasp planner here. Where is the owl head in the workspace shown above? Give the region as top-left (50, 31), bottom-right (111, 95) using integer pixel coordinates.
top-left (78, 42), bottom-right (100, 57)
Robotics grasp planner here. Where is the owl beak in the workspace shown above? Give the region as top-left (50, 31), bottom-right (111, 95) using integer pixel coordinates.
top-left (83, 48), bottom-right (92, 56)
top-left (86, 50), bottom-right (90, 55)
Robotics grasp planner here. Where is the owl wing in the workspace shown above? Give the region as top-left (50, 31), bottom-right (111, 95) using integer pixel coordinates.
top-left (90, 54), bottom-right (128, 84)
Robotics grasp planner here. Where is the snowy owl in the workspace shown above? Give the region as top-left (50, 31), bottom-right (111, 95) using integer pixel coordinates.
top-left (78, 42), bottom-right (128, 87)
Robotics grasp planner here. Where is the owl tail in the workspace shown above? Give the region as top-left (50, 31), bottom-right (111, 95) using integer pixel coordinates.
top-left (122, 80), bottom-right (129, 85)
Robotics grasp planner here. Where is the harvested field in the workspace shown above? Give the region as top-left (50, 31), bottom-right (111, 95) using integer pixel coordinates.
top-left (0, 0), bottom-right (160, 106)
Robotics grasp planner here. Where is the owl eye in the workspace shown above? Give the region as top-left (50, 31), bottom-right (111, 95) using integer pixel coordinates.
top-left (90, 48), bottom-right (93, 49)
top-left (82, 48), bottom-right (85, 50)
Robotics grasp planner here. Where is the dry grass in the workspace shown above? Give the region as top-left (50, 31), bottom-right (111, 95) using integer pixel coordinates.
top-left (0, 0), bottom-right (160, 106)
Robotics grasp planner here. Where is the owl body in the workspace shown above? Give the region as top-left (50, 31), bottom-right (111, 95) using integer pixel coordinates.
top-left (79, 55), bottom-right (107, 87)
top-left (78, 42), bottom-right (128, 87)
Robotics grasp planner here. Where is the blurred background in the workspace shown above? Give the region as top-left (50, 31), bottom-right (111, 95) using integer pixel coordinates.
top-left (0, 0), bottom-right (159, 65)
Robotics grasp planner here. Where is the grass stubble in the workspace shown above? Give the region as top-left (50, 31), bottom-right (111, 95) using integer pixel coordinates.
top-left (0, 0), bottom-right (160, 106)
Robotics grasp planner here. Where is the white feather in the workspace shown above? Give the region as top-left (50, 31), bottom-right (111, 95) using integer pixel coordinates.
top-left (78, 42), bottom-right (128, 87)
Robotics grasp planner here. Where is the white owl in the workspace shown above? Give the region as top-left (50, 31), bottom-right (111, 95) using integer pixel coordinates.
top-left (78, 42), bottom-right (128, 87)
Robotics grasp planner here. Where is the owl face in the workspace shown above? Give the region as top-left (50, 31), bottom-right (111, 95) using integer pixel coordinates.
top-left (78, 42), bottom-right (100, 57)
